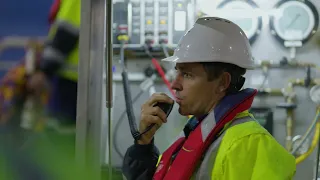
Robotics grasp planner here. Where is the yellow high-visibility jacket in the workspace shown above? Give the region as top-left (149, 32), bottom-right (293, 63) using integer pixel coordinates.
top-left (208, 119), bottom-right (296, 179)
top-left (49, 0), bottom-right (80, 81)
top-left (123, 112), bottom-right (296, 180)
top-left (158, 112), bottom-right (296, 179)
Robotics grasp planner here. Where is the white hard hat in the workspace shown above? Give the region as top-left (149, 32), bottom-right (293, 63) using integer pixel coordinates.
top-left (162, 17), bottom-right (255, 69)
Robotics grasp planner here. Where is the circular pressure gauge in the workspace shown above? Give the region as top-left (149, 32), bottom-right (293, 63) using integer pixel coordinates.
top-left (269, 0), bottom-right (319, 46)
top-left (292, 135), bottom-right (310, 156)
top-left (215, 0), bottom-right (262, 44)
top-left (310, 85), bottom-right (320, 105)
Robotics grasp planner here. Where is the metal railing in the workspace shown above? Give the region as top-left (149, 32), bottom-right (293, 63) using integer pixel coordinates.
top-left (0, 36), bottom-right (45, 71)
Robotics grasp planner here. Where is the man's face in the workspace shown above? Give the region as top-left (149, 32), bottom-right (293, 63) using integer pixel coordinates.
top-left (171, 63), bottom-right (228, 117)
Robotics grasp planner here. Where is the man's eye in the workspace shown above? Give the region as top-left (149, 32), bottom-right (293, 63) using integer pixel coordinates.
top-left (183, 73), bottom-right (192, 78)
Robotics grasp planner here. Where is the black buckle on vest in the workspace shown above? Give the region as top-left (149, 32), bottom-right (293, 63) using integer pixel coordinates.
top-left (183, 118), bottom-right (200, 138)
top-left (183, 124), bottom-right (192, 138)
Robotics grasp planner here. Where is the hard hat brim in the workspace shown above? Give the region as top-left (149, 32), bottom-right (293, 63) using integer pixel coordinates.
top-left (162, 55), bottom-right (256, 70)
top-left (161, 56), bottom-right (179, 62)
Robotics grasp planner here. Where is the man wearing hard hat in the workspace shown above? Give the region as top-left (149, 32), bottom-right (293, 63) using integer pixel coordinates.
top-left (122, 17), bottom-right (296, 180)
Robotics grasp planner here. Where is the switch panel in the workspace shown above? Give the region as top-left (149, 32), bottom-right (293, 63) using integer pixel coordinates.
top-left (113, 0), bottom-right (194, 51)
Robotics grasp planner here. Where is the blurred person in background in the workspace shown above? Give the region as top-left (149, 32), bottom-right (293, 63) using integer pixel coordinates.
top-left (28, 0), bottom-right (80, 133)
top-left (0, 0), bottom-right (84, 179)
top-left (27, 0), bottom-right (80, 160)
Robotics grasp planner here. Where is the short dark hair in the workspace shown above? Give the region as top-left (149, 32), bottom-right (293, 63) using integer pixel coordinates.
top-left (200, 62), bottom-right (246, 94)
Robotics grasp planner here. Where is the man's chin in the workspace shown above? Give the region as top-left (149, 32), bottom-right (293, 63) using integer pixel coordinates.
top-left (178, 108), bottom-right (190, 116)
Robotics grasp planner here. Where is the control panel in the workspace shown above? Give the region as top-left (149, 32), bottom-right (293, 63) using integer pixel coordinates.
top-left (113, 1), bottom-right (129, 45)
top-left (113, 0), bottom-right (195, 51)
top-left (250, 107), bottom-right (274, 135)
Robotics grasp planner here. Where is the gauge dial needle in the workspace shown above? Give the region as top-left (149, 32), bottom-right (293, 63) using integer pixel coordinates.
top-left (286, 14), bottom-right (301, 29)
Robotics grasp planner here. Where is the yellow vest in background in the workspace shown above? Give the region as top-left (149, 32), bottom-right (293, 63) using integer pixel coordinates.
top-left (49, 0), bottom-right (81, 82)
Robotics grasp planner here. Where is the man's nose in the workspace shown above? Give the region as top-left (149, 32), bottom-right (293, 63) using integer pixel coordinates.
top-left (171, 76), bottom-right (182, 91)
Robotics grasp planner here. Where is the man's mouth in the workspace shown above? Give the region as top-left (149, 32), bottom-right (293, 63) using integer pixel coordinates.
top-left (176, 97), bottom-right (183, 104)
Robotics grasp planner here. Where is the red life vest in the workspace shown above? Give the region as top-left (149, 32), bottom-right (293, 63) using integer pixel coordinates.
top-left (153, 88), bottom-right (257, 180)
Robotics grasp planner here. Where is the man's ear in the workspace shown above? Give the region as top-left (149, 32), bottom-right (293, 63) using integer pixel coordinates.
top-left (219, 72), bottom-right (231, 92)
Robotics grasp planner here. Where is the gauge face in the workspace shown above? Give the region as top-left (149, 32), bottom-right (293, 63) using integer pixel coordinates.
top-left (198, 0), bottom-right (262, 44)
top-left (310, 85), bottom-right (320, 105)
top-left (217, 0), bottom-right (261, 42)
top-left (270, 0), bottom-right (319, 45)
top-left (292, 135), bottom-right (310, 156)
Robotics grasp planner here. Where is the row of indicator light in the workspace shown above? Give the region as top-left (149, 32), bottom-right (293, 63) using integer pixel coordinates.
top-left (146, 20), bottom-right (167, 25)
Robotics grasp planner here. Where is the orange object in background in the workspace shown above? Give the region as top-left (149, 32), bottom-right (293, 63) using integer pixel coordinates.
top-left (0, 42), bottom-right (49, 130)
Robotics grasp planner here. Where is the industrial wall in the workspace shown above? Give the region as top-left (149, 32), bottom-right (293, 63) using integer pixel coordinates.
top-left (110, 1), bottom-right (320, 180)
top-left (0, 0), bottom-right (319, 179)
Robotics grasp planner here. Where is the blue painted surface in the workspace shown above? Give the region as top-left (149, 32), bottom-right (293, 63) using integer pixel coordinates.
top-left (0, 0), bottom-right (53, 78)
top-left (0, 0), bottom-right (52, 36)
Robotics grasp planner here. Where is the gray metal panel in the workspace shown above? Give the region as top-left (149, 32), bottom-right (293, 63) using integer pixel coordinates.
top-left (76, 0), bottom-right (92, 171)
top-left (77, 0), bottom-right (112, 179)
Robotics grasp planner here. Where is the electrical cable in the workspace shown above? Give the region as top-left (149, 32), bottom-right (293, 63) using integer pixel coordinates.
top-left (113, 72), bottom-right (158, 159)
top-left (314, 128), bottom-right (320, 179)
top-left (295, 121), bottom-right (320, 165)
top-left (116, 40), bottom-right (162, 156)
top-left (291, 110), bottom-right (320, 154)
top-left (120, 44), bottom-right (140, 140)
top-left (122, 69), bottom-right (159, 141)
top-left (114, 42), bottom-right (186, 159)
top-left (113, 90), bottom-right (144, 159)
top-left (113, 43), bottom-right (175, 158)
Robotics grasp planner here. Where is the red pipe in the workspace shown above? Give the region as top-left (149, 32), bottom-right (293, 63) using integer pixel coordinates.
top-left (151, 58), bottom-right (176, 98)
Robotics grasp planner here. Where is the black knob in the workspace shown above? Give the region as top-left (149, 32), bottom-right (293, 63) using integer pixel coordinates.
top-left (144, 66), bottom-right (155, 77)
top-left (280, 57), bottom-right (288, 66)
top-left (305, 66), bottom-right (311, 87)
top-left (276, 102), bottom-right (297, 110)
